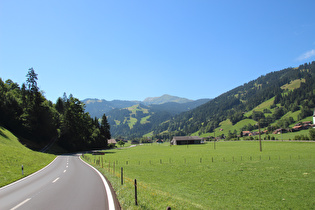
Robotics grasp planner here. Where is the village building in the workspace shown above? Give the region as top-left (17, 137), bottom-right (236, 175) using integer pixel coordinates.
top-left (107, 139), bottom-right (117, 145)
top-left (171, 136), bottom-right (203, 145)
top-left (242, 131), bottom-right (251, 136)
top-left (291, 121), bottom-right (313, 132)
top-left (156, 139), bottom-right (164, 143)
top-left (273, 128), bottom-right (287, 134)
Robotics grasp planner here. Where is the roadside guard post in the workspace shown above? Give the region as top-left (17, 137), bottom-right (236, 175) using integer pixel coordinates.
top-left (22, 165), bottom-right (24, 175)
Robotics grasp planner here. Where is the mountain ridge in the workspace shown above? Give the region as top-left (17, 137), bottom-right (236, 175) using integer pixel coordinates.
top-left (142, 94), bottom-right (193, 105)
top-left (83, 94), bottom-right (208, 118)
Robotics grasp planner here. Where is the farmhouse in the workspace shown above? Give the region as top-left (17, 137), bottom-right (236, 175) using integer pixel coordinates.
top-left (273, 128), bottom-right (287, 134)
top-left (171, 136), bottom-right (203, 145)
top-left (156, 139), bottom-right (164, 143)
top-left (242, 131), bottom-right (251, 136)
top-left (108, 139), bottom-right (117, 145)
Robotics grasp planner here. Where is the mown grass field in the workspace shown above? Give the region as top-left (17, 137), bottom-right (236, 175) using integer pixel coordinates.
top-left (83, 141), bottom-right (315, 209)
top-left (0, 127), bottom-right (55, 187)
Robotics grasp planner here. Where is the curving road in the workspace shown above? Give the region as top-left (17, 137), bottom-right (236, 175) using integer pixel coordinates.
top-left (0, 155), bottom-right (117, 210)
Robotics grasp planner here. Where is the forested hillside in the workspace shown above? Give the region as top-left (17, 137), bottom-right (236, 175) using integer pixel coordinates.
top-left (0, 68), bottom-right (111, 152)
top-left (153, 61), bottom-right (315, 139)
top-left (107, 99), bottom-right (210, 138)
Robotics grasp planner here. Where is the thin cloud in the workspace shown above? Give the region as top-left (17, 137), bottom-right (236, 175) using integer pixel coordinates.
top-left (297, 49), bottom-right (315, 61)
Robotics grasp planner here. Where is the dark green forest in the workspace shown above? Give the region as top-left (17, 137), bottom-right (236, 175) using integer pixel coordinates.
top-left (0, 68), bottom-right (110, 152)
top-left (153, 61), bottom-right (315, 139)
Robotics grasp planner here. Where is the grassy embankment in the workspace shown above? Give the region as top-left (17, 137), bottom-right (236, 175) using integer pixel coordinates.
top-left (0, 127), bottom-right (55, 187)
top-left (83, 141), bottom-right (315, 209)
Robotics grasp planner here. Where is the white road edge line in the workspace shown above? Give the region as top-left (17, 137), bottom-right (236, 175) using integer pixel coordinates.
top-left (0, 157), bottom-right (59, 191)
top-left (52, 177), bottom-right (60, 183)
top-left (10, 198), bottom-right (31, 210)
top-left (79, 156), bottom-right (115, 210)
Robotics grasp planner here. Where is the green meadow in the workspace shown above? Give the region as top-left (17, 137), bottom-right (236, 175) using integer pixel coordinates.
top-left (0, 127), bottom-right (55, 187)
top-left (84, 141), bottom-right (315, 209)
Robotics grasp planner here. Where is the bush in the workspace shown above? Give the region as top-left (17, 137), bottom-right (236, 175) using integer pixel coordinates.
top-left (294, 135), bottom-right (310, 140)
top-left (108, 143), bottom-right (116, 148)
top-left (309, 128), bottom-right (315, 140)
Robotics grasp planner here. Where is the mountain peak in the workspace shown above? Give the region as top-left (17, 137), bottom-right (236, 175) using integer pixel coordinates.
top-left (143, 94), bottom-right (193, 105)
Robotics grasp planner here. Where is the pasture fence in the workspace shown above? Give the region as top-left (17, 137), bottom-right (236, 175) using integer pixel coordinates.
top-left (83, 152), bottom-right (313, 208)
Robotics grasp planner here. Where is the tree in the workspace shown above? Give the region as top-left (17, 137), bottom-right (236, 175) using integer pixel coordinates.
top-left (117, 140), bottom-right (125, 147)
top-left (26, 67), bottom-right (38, 94)
top-left (309, 128), bottom-right (315, 140)
top-left (101, 113), bottom-right (111, 140)
top-left (252, 111), bottom-right (265, 121)
top-left (55, 97), bottom-right (65, 114)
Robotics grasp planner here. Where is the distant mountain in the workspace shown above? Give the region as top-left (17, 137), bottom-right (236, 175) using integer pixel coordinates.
top-left (149, 99), bottom-right (211, 115)
top-left (83, 95), bottom-right (208, 119)
top-left (82, 98), bottom-right (140, 118)
top-left (82, 95), bottom-right (211, 138)
top-left (107, 99), bottom-right (211, 138)
top-left (142, 94), bottom-right (193, 105)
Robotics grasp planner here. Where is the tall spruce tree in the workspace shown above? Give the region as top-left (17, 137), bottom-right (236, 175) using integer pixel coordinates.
top-left (101, 113), bottom-right (111, 140)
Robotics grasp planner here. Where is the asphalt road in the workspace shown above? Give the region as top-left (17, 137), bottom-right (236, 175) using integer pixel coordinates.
top-left (0, 155), bottom-right (117, 210)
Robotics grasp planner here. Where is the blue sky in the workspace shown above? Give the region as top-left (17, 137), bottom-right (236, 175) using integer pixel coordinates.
top-left (1, 0), bottom-right (315, 102)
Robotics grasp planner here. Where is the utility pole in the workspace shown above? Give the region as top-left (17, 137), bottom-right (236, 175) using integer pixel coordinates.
top-left (214, 130), bottom-right (216, 150)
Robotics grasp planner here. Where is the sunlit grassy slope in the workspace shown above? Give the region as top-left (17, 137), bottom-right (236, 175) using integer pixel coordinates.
top-left (0, 127), bottom-right (55, 187)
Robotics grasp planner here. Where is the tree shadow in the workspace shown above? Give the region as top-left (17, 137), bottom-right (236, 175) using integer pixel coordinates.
top-left (91, 151), bottom-right (117, 155)
top-left (0, 126), bottom-right (9, 139)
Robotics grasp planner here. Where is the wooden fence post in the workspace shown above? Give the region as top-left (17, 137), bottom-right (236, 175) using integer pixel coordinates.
top-left (134, 179), bottom-right (138, 205)
top-left (121, 167), bottom-right (123, 185)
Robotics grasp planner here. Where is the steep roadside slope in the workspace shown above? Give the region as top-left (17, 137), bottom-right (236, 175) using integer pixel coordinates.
top-left (0, 127), bottom-right (55, 187)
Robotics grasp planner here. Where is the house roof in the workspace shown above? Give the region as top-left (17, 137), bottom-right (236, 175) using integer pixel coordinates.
top-left (108, 139), bottom-right (117, 144)
top-left (172, 136), bottom-right (202, 141)
top-left (293, 125), bottom-right (302, 129)
top-left (242, 131), bottom-right (251, 134)
top-left (303, 121), bottom-right (312, 124)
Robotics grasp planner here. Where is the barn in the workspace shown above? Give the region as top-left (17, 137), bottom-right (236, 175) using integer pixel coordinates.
top-left (108, 139), bottom-right (117, 145)
top-left (171, 136), bottom-right (203, 145)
